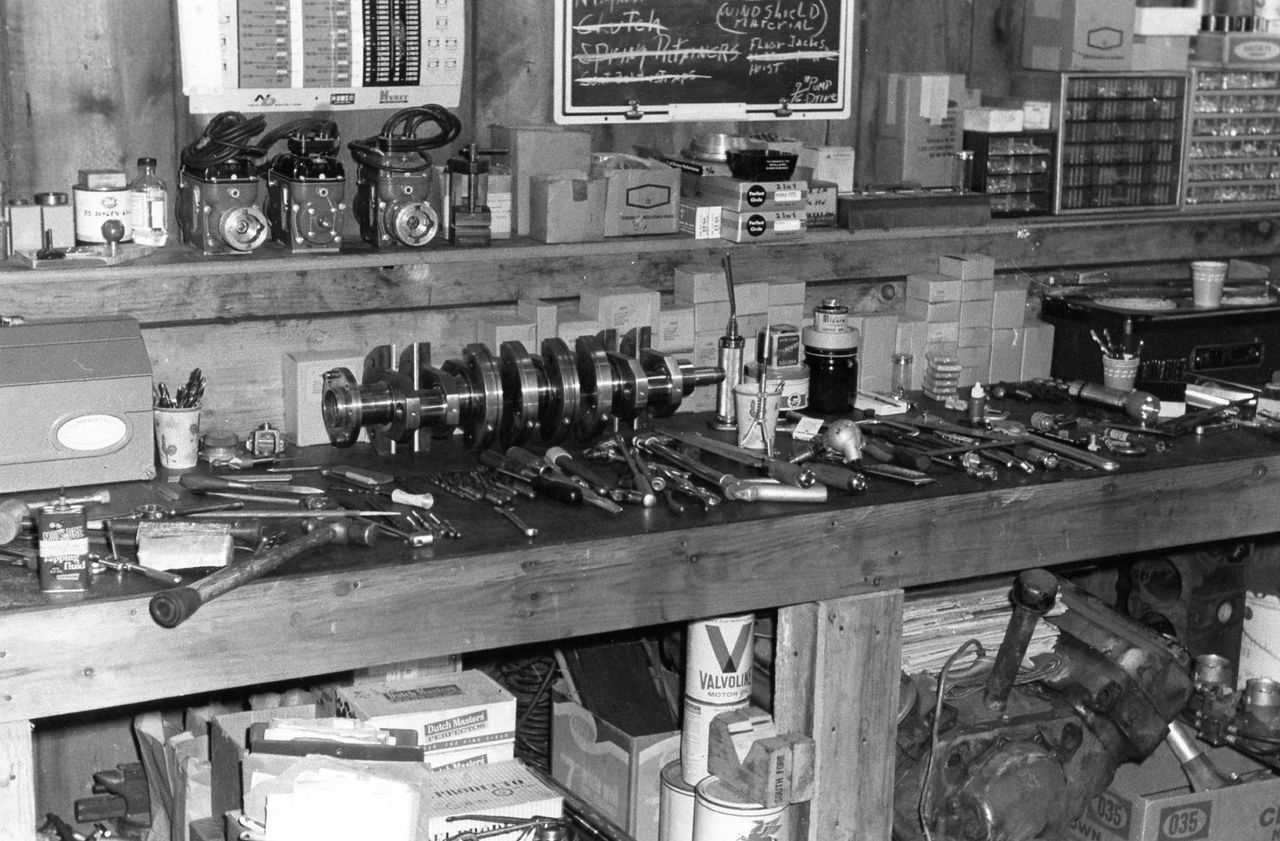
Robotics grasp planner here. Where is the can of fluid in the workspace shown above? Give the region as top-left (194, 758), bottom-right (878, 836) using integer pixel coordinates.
top-left (685, 613), bottom-right (755, 704)
top-left (660, 759), bottom-right (697, 841)
top-left (680, 696), bottom-right (750, 786)
top-left (37, 502), bottom-right (90, 592)
top-left (693, 776), bottom-right (789, 841)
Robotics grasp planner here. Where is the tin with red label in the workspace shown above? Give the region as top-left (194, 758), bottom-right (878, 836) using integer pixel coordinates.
top-left (37, 502), bottom-right (90, 592)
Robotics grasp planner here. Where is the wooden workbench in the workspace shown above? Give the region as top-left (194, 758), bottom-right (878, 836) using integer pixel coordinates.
top-left (2, 413), bottom-right (1280, 841)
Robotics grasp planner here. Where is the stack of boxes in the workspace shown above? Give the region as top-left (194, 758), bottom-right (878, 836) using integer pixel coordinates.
top-left (674, 263), bottom-right (806, 414)
top-left (334, 669), bottom-right (518, 771)
top-left (895, 253), bottom-right (1054, 390)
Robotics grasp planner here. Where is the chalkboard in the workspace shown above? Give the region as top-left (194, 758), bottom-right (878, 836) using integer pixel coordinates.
top-left (553, 0), bottom-right (854, 124)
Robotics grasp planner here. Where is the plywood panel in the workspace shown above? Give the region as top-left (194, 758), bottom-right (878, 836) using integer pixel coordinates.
top-left (3, 1), bottom-right (179, 199)
top-left (0, 721), bottom-right (35, 841)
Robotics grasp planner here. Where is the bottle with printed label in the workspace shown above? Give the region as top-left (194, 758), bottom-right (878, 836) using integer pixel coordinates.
top-left (128, 156), bottom-right (169, 246)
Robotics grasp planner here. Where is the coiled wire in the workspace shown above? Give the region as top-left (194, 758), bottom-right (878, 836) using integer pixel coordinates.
top-left (181, 111), bottom-right (269, 170)
top-left (347, 104), bottom-right (463, 173)
top-left (496, 652), bottom-right (558, 773)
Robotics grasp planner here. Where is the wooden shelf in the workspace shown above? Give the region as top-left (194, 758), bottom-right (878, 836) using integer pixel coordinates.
top-left (3, 212), bottom-right (1280, 324)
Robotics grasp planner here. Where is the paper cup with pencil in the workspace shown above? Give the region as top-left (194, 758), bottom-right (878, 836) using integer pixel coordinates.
top-left (153, 368), bottom-right (205, 469)
top-left (1091, 328), bottom-right (1141, 391)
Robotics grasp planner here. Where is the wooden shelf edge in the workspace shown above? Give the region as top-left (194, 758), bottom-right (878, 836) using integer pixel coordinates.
top-left (1, 210), bottom-right (1276, 287)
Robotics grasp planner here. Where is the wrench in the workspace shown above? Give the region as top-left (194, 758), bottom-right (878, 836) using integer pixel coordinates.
top-left (493, 505), bottom-right (538, 538)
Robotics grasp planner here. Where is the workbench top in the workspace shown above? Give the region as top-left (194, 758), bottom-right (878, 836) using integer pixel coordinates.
top-left (1, 404), bottom-right (1278, 723)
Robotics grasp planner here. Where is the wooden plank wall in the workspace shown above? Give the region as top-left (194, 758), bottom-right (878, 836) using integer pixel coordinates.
top-left (0, 0), bottom-right (1274, 440)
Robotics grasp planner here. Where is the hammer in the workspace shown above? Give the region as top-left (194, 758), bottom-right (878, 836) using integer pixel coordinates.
top-left (148, 518), bottom-right (379, 628)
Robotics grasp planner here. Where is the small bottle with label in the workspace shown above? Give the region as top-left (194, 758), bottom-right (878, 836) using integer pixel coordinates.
top-left (128, 157), bottom-right (169, 247)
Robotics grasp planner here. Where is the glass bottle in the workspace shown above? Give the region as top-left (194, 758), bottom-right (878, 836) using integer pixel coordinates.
top-left (129, 157), bottom-right (169, 247)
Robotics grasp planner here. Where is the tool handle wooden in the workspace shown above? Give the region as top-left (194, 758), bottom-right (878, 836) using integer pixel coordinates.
top-left (149, 525), bottom-right (338, 628)
top-left (804, 461), bottom-right (868, 492)
top-left (762, 459), bottom-right (814, 487)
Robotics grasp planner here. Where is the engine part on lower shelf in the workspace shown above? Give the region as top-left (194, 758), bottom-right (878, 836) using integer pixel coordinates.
top-left (321, 335), bottom-right (722, 454)
top-left (893, 569), bottom-right (1194, 841)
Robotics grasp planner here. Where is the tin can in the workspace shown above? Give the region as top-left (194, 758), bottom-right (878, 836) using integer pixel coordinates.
top-left (685, 613), bottom-right (755, 705)
top-left (660, 759), bottom-right (697, 841)
top-left (73, 185), bottom-right (132, 244)
top-left (693, 776), bottom-right (789, 841)
top-left (37, 502), bottom-right (90, 592)
top-left (680, 696), bottom-right (750, 786)
top-left (743, 362), bottom-right (809, 412)
top-left (812, 298), bottom-right (849, 333)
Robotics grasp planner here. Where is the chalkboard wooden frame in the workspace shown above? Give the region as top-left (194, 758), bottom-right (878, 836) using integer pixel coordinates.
top-left (553, 0), bottom-right (855, 124)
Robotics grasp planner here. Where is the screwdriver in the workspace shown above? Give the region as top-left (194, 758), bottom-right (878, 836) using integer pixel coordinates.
top-left (483, 450), bottom-right (584, 505)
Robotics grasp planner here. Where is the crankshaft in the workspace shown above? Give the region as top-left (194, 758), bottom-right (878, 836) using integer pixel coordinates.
top-left (320, 335), bottom-right (722, 454)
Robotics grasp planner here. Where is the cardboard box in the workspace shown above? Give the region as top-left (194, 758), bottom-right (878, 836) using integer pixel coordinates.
top-left (690, 177), bottom-right (807, 212)
top-left (907, 271), bottom-right (963, 303)
top-left (856, 313), bottom-right (901, 393)
top-left (798, 145), bottom-right (855, 192)
top-left (1022, 0), bottom-right (1135, 72)
top-left (528, 172), bottom-right (606, 243)
top-left (1067, 742), bottom-right (1280, 841)
top-left (589, 155), bottom-right (680, 237)
top-left (769, 303), bottom-right (807, 327)
top-left (210, 704), bottom-right (317, 821)
top-left (580, 285), bottom-right (661, 336)
top-left (335, 670), bottom-right (516, 757)
top-left (992, 278), bottom-right (1031, 329)
top-left (557, 309), bottom-right (599, 342)
top-left (1131, 35), bottom-right (1190, 72)
top-left (477, 315), bottom-right (538, 350)
top-left (674, 263), bottom-right (729, 304)
top-left (1022, 319), bottom-right (1056, 379)
top-left (735, 281), bottom-right (770, 317)
top-left (959, 299), bottom-right (995, 329)
top-left (517, 298), bottom-right (561, 346)
top-left (653, 306), bottom-right (695, 352)
top-left (678, 202), bottom-right (722, 239)
top-left (694, 300), bottom-right (733, 334)
top-left (962, 107), bottom-right (1025, 134)
top-left (282, 349), bottom-right (367, 447)
top-left (426, 760), bottom-right (563, 841)
top-left (989, 328), bottom-right (1023, 383)
top-left (874, 73), bottom-right (972, 187)
top-left (489, 170), bottom-right (513, 239)
top-left (552, 698), bottom-right (680, 841)
top-left (982, 96), bottom-right (1057, 131)
top-left (489, 126), bottom-right (593, 236)
top-left (720, 209), bottom-right (805, 243)
top-left (906, 297), bottom-right (961, 323)
top-left (1193, 32), bottom-right (1280, 67)
top-left (960, 278), bottom-right (996, 302)
top-left (939, 252), bottom-right (996, 280)
top-left (769, 280), bottom-right (807, 306)
top-left (798, 175), bottom-right (838, 227)
top-left (1134, 7), bottom-right (1201, 37)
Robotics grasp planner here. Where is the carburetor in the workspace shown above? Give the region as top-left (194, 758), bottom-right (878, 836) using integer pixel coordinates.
top-left (176, 111), bottom-right (271, 255)
top-left (262, 118), bottom-right (346, 253)
top-left (348, 105), bottom-right (462, 249)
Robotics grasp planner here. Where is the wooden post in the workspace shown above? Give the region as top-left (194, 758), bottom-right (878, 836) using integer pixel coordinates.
top-left (0, 720), bottom-right (36, 841)
top-left (775, 591), bottom-right (904, 841)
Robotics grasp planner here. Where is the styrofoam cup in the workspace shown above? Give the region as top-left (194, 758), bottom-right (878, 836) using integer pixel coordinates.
top-left (1191, 260), bottom-right (1228, 308)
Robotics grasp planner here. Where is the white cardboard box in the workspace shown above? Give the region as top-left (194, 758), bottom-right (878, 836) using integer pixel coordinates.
top-left (282, 349), bottom-right (367, 447)
top-left (580, 285), bottom-right (661, 336)
top-left (336, 670), bottom-right (516, 756)
top-left (1068, 742), bottom-right (1280, 841)
top-left (425, 760), bottom-right (563, 841)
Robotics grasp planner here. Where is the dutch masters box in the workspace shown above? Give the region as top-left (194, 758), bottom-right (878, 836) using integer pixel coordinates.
top-left (1068, 741), bottom-right (1280, 841)
top-left (336, 670), bottom-right (516, 759)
